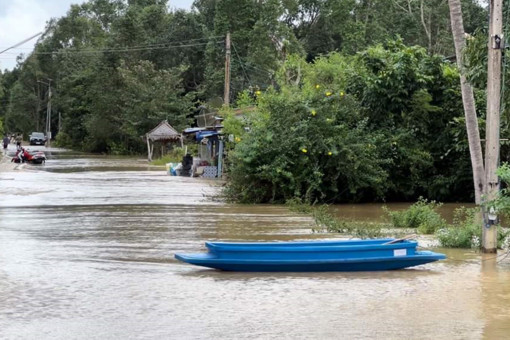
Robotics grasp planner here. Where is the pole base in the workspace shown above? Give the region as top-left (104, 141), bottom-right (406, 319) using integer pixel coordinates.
top-left (481, 247), bottom-right (497, 254)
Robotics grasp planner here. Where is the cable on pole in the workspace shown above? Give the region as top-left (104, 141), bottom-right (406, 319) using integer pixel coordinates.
top-left (231, 43), bottom-right (252, 87)
top-left (0, 32), bottom-right (42, 55)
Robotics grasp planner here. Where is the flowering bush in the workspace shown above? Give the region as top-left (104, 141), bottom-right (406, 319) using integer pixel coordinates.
top-left (223, 84), bottom-right (388, 203)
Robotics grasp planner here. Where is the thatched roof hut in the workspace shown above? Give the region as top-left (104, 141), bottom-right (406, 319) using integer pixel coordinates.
top-left (145, 120), bottom-right (183, 161)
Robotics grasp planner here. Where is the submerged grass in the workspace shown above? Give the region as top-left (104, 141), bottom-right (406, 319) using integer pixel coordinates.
top-left (286, 198), bottom-right (510, 249)
top-left (286, 198), bottom-right (390, 239)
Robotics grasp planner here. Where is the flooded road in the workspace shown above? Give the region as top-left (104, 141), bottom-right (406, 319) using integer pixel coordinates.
top-left (1, 148), bottom-right (509, 339)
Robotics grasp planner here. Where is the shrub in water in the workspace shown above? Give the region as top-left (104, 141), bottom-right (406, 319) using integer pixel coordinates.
top-left (435, 207), bottom-right (481, 248)
top-left (150, 147), bottom-right (188, 166)
top-left (383, 198), bottom-right (446, 234)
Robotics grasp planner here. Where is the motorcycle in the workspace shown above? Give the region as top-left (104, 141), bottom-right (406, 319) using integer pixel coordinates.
top-left (11, 147), bottom-right (46, 165)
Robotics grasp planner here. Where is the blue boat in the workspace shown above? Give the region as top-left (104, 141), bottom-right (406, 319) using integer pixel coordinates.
top-left (174, 238), bottom-right (446, 272)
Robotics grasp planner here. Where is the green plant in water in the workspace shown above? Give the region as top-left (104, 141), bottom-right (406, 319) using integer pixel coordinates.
top-left (286, 197), bottom-right (314, 214)
top-left (435, 207), bottom-right (481, 248)
top-left (150, 147), bottom-right (187, 166)
top-left (435, 207), bottom-right (509, 249)
top-left (286, 199), bottom-right (384, 239)
top-left (383, 197), bottom-right (446, 234)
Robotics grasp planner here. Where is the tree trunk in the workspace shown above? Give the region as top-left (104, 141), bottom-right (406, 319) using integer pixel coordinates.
top-left (420, 0), bottom-right (432, 53)
top-left (448, 0), bottom-right (485, 204)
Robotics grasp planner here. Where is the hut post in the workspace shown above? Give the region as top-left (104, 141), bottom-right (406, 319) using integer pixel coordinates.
top-left (146, 134), bottom-right (152, 161)
top-left (217, 139), bottom-right (224, 178)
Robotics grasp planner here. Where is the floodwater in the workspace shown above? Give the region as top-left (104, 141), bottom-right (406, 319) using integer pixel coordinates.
top-left (1, 146), bottom-right (509, 340)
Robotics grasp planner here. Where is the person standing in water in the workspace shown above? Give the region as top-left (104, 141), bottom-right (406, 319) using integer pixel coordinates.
top-left (3, 135), bottom-right (9, 155)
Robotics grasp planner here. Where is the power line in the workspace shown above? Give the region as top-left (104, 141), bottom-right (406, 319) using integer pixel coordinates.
top-left (0, 36), bottom-right (224, 50)
top-left (231, 60), bottom-right (273, 80)
top-left (0, 37), bottom-right (224, 59)
top-left (44, 41), bottom-right (221, 54)
top-left (233, 59), bottom-right (273, 76)
top-left (0, 32), bottom-right (42, 55)
top-left (231, 43), bottom-right (252, 87)
top-left (2, 41), bottom-right (223, 58)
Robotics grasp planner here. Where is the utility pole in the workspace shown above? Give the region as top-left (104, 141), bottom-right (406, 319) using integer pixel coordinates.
top-left (224, 32), bottom-right (231, 106)
top-left (45, 79), bottom-right (52, 147)
top-left (483, 0), bottom-right (503, 253)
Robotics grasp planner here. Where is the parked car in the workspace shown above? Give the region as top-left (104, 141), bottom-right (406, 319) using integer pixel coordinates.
top-left (29, 132), bottom-right (46, 145)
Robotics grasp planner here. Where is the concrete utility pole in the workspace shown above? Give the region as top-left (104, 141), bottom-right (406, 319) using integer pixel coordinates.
top-left (224, 32), bottom-right (231, 106)
top-left (483, 0), bottom-right (503, 253)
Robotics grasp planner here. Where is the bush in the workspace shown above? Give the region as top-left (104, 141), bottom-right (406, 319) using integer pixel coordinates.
top-left (150, 147), bottom-right (186, 165)
top-left (54, 131), bottom-right (73, 148)
top-left (383, 198), bottom-right (446, 234)
top-left (435, 207), bottom-right (481, 248)
top-left (224, 84), bottom-right (388, 203)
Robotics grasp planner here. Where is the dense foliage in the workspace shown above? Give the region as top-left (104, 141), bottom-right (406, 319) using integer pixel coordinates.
top-left (224, 41), bottom-right (483, 202)
top-left (0, 0), bottom-right (494, 203)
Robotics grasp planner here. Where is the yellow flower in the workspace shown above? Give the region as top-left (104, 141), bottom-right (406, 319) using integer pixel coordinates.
top-left (235, 137), bottom-right (241, 142)
top-left (301, 148), bottom-right (308, 153)
top-left (340, 91), bottom-right (344, 97)
top-left (255, 90), bottom-right (262, 96)
top-left (311, 110), bottom-right (317, 116)
top-left (325, 91), bottom-right (332, 96)
top-left (328, 151), bottom-right (333, 156)
top-left (315, 84), bottom-right (320, 89)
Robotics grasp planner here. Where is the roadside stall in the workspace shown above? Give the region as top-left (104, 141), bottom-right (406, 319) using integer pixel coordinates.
top-left (144, 120), bottom-right (183, 162)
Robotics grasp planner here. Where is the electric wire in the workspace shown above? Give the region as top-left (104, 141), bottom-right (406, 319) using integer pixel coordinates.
top-left (0, 35), bottom-right (224, 50)
top-left (0, 37), bottom-right (224, 59)
top-left (0, 32), bottom-right (42, 55)
top-left (241, 62), bottom-right (274, 76)
top-left (32, 41), bottom-right (222, 55)
top-left (231, 43), bottom-right (252, 87)
top-left (231, 60), bottom-right (273, 81)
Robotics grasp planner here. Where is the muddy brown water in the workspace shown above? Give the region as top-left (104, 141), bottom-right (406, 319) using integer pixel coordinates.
top-left (0, 148), bottom-right (509, 339)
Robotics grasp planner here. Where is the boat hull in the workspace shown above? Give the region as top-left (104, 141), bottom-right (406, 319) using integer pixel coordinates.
top-left (174, 250), bottom-right (446, 272)
top-left (175, 238), bottom-right (446, 272)
top-left (205, 240), bottom-right (419, 260)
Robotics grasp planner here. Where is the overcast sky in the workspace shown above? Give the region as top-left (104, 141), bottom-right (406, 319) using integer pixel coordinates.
top-left (0, 0), bottom-right (193, 71)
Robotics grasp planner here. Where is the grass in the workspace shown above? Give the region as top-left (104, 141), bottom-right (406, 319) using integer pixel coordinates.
top-left (382, 198), bottom-right (446, 234)
top-left (435, 207), bottom-right (510, 249)
top-left (286, 198), bottom-right (387, 239)
top-left (150, 147), bottom-right (186, 166)
top-left (286, 198), bottom-right (510, 249)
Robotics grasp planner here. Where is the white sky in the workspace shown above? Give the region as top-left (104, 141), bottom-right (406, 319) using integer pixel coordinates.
top-left (0, 0), bottom-right (193, 71)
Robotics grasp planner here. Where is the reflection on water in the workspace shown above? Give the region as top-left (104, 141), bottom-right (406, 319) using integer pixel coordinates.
top-left (0, 150), bottom-right (509, 339)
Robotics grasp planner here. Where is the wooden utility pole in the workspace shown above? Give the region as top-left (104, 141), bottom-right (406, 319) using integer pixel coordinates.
top-left (224, 32), bottom-right (231, 106)
top-left (483, 0), bottom-right (503, 253)
top-left (45, 79), bottom-right (52, 147)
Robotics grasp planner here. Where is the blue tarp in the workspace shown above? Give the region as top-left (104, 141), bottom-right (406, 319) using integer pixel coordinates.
top-left (196, 131), bottom-right (220, 142)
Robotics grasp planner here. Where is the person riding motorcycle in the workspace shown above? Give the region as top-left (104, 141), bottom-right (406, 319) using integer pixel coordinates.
top-left (16, 146), bottom-right (26, 163)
